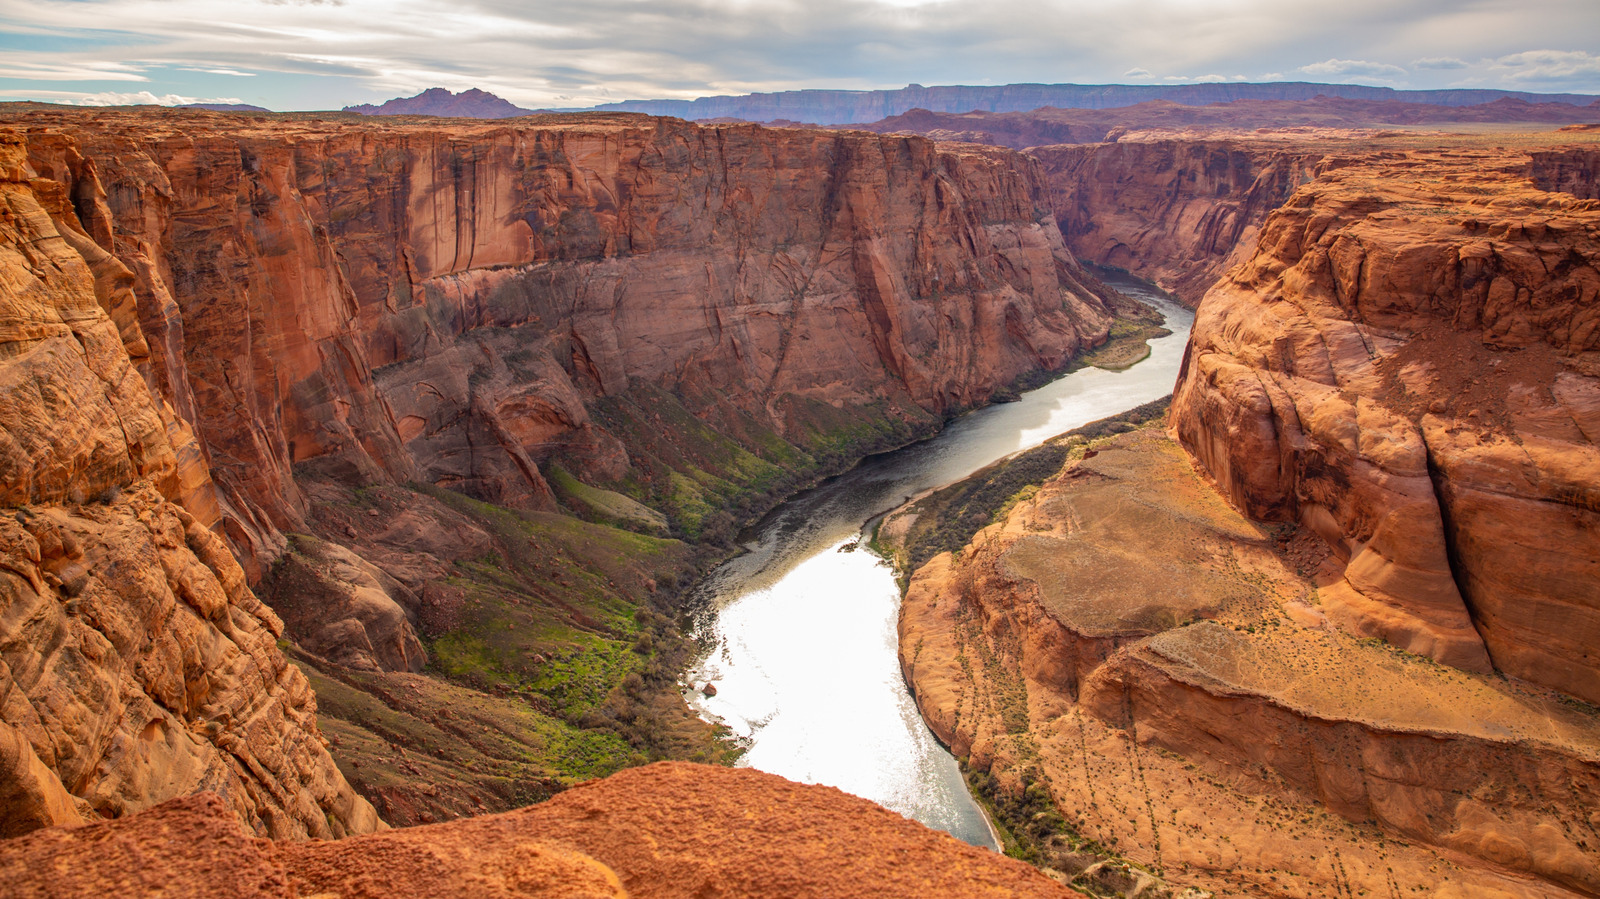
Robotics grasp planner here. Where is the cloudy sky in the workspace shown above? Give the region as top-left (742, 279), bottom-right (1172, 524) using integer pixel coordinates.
top-left (0, 0), bottom-right (1597, 110)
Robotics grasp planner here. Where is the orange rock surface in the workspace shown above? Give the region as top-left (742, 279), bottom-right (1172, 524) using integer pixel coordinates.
top-left (896, 426), bottom-right (1600, 898)
top-left (0, 132), bottom-right (378, 838)
top-left (6, 106), bottom-right (1113, 582)
top-left (0, 763), bottom-right (1078, 899)
top-left (1172, 142), bottom-right (1600, 696)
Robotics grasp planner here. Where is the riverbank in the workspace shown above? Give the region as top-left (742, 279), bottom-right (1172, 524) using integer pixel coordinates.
top-left (681, 274), bottom-right (1194, 847)
top-left (890, 414), bottom-right (1600, 897)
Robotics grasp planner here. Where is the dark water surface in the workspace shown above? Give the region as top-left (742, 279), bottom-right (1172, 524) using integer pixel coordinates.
top-left (687, 274), bottom-right (1194, 848)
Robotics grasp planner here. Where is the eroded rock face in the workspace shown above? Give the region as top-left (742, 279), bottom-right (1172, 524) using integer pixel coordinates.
top-left (7, 107), bottom-right (1113, 581)
top-left (0, 764), bottom-right (1076, 899)
top-left (0, 106), bottom-right (1116, 842)
top-left (1172, 144), bottom-right (1600, 697)
top-left (1030, 140), bottom-right (1327, 306)
top-left (257, 536), bottom-right (426, 674)
top-left (0, 130), bottom-right (378, 839)
top-left (896, 426), bottom-right (1600, 898)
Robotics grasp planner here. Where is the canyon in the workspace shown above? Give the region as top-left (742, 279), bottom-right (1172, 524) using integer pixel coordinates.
top-left (0, 102), bottom-right (1116, 842)
top-left (892, 133), bottom-right (1600, 896)
top-left (2, 91), bottom-right (1599, 899)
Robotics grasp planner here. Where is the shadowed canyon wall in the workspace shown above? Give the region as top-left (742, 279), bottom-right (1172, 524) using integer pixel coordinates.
top-left (1030, 140), bottom-right (1327, 306)
top-left (14, 108), bottom-right (1112, 582)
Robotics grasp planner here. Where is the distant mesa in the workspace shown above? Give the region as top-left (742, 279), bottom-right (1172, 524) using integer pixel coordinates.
top-left (344, 87), bottom-right (538, 119)
top-left (339, 82), bottom-right (1600, 126)
top-left (851, 95), bottom-right (1600, 151)
top-left (588, 80), bottom-right (1600, 124)
top-left (178, 103), bottom-right (272, 113)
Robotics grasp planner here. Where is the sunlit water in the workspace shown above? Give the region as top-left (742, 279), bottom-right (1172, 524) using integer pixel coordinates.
top-left (686, 273), bottom-right (1194, 848)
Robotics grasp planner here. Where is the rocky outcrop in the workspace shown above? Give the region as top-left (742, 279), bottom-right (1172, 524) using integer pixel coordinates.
top-left (896, 425), bottom-right (1600, 898)
top-left (257, 536), bottom-right (426, 674)
top-left (1029, 140), bottom-right (1327, 306)
top-left (7, 106), bottom-right (1112, 581)
top-left (1171, 144), bottom-right (1600, 697)
top-left (0, 762), bottom-right (1078, 899)
top-left (0, 133), bottom-right (379, 839)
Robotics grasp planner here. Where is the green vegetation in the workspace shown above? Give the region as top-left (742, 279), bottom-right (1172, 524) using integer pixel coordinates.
top-left (582, 381), bottom-right (939, 544)
top-left (545, 464), bottom-right (668, 533)
top-left (966, 763), bottom-right (1170, 897)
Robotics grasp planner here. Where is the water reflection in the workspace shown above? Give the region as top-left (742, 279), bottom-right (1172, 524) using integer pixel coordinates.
top-left (688, 273), bottom-right (1194, 848)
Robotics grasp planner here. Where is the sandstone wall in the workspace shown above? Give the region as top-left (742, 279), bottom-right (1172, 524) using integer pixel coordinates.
top-left (1030, 140), bottom-right (1325, 305)
top-left (11, 108), bottom-right (1112, 581)
top-left (1171, 145), bottom-right (1600, 699)
top-left (897, 426), bottom-right (1600, 898)
top-left (0, 133), bottom-right (379, 838)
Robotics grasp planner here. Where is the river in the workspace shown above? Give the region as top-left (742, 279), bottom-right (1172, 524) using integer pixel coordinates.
top-left (685, 271), bottom-right (1194, 848)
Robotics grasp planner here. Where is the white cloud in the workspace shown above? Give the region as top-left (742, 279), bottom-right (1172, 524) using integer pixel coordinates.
top-left (1489, 49), bottom-right (1600, 85)
top-left (1300, 58), bottom-right (1408, 81)
top-left (178, 67), bottom-right (258, 77)
top-left (1413, 56), bottom-right (1468, 70)
top-left (0, 61), bottom-right (149, 82)
top-left (1192, 73), bottom-right (1228, 83)
top-left (63, 90), bottom-right (242, 106)
top-left (0, 1), bottom-right (1596, 109)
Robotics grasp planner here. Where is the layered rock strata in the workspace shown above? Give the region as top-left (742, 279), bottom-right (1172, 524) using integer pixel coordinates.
top-left (0, 133), bottom-right (379, 838)
top-left (1171, 143), bottom-right (1600, 697)
top-left (898, 426), bottom-right (1600, 898)
top-left (1029, 140), bottom-right (1327, 305)
top-left (0, 762), bottom-right (1077, 899)
top-left (7, 106), bottom-right (1112, 581)
top-left (896, 137), bottom-right (1600, 897)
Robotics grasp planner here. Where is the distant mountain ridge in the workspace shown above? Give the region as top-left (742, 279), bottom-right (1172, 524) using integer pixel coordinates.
top-left (850, 96), bottom-right (1600, 150)
top-left (343, 83), bottom-right (1600, 125)
top-left (344, 87), bottom-right (536, 118)
top-left (584, 81), bottom-right (1600, 124)
top-left (177, 103), bottom-right (271, 113)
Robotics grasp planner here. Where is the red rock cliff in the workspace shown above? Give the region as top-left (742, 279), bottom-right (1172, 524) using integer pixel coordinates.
top-left (1030, 139), bottom-right (1327, 305)
top-left (0, 132), bottom-right (380, 839)
top-left (9, 107), bottom-right (1112, 580)
top-left (1172, 142), bottom-right (1600, 699)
